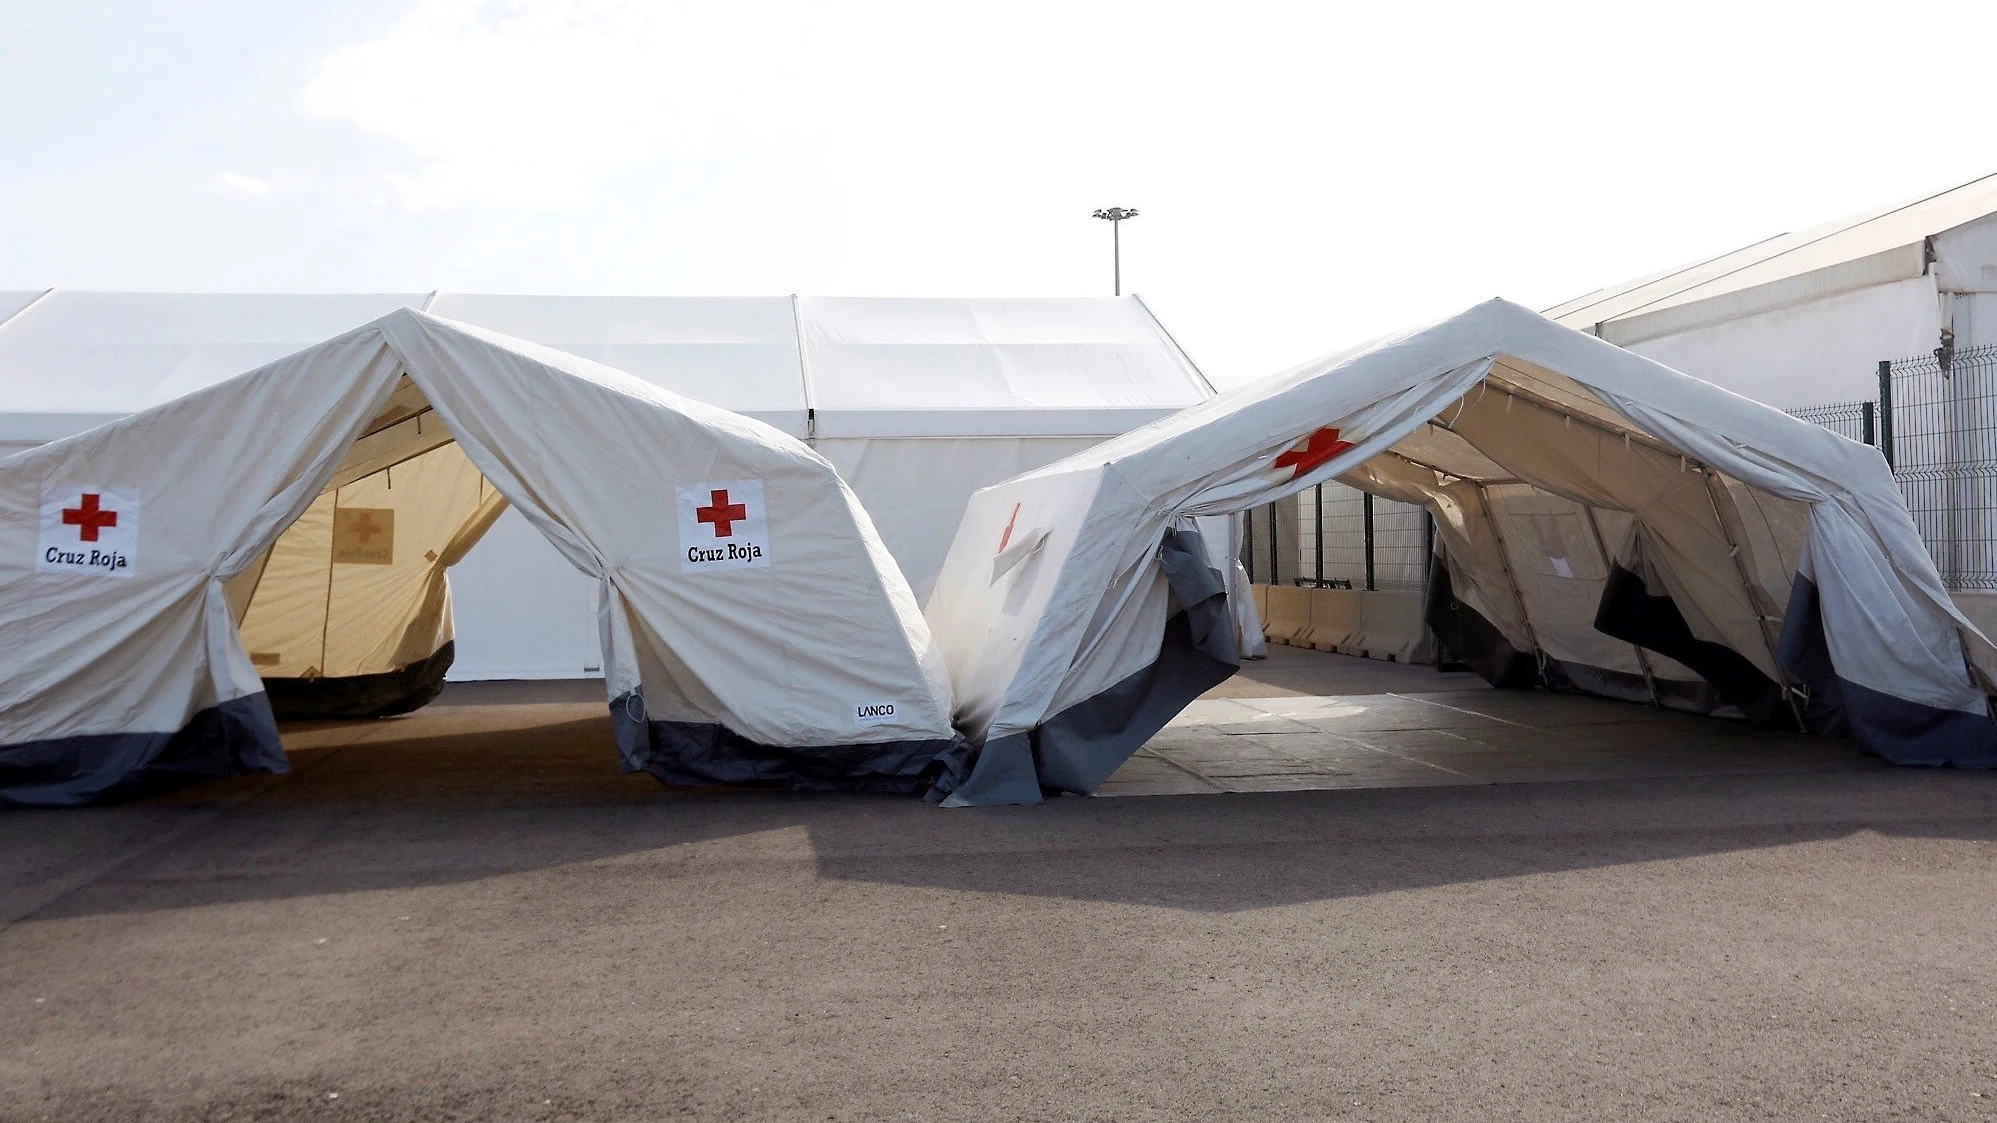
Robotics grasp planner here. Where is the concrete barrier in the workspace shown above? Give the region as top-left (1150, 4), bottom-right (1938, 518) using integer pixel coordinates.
top-left (1953, 591), bottom-right (1997, 641)
top-left (1303, 587), bottom-right (1358, 652)
top-left (1252, 583), bottom-right (1432, 662)
top-left (1355, 589), bottom-right (1429, 662)
top-left (1261, 585), bottom-right (1312, 646)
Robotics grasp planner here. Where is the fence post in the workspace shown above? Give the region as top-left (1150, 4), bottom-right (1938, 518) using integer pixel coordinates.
top-left (1861, 400), bottom-right (1876, 447)
top-left (1313, 484), bottom-right (1324, 583)
top-left (1268, 502), bottom-right (1280, 586)
top-left (1878, 359), bottom-right (1895, 468)
top-left (1362, 492), bottom-right (1376, 592)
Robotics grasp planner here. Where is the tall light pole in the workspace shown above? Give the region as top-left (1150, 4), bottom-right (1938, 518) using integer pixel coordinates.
top-left (1092, 207), bottom-right (1139, 295)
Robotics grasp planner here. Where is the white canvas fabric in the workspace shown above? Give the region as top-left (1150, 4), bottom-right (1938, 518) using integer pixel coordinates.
top-left (0, 293), bottom-right (1218, 674)
top-left (797, 295), bottom-right (1212, 438)
top-left (927, 299), bottom-right (1997, 805)
top-left (0, 310), bottom-right (961, 806)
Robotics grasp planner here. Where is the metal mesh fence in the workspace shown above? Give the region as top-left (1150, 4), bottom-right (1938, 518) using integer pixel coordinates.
top-left (1883, 342), bottom-right (1997, 590)
top-left (1241, 482), bottom-right (1428, 590)
top-left (1785, 399), bottom-right (1876, 446)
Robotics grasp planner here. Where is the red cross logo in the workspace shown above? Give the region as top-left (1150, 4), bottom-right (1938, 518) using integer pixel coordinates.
top-left (62, 493), bottom-right (119, 542)
top-left (349, 512), bottom-right (383, 544)
top-left (997, 502), bottom-right (1022, 553)
top-left (696, 488), bottom-right (748, 538)
top-left (1272, 426), bottom-right (1354, 479)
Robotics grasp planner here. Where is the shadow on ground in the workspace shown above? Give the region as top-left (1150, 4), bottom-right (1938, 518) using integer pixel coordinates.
top-left (7, 688), bottom-right (1996, 927)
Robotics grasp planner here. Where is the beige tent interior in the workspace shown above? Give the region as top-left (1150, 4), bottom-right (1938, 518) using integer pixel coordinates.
top-left (234, 414), bottom-right (508, 718)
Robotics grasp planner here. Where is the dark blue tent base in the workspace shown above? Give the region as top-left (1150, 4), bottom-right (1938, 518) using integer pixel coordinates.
top-left (0, 693), bottom-right (288, 808)
top-left (608, 691), bottom-right (971, 794)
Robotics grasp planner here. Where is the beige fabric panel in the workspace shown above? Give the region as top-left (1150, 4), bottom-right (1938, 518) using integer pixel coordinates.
top-left (1343, 385), bottom-right (1770, 685)
top-left (1482, 485), bottom-right (1702, 683)
top-left (1435, 376), bottom-right (1785, 681)
top-left (1386, 420), bottom-right (1513, 482)
top-left (1584, 509), bottom-right (1704, 684)
top-left (1338, 453), bottom-right (1527, 652)
top-left (1488, 357), bottom-right (1656, 439)
top-left (237, 440), bottom-right (504, 679)
top-left (1482, 483), bottom-right (1638, 675)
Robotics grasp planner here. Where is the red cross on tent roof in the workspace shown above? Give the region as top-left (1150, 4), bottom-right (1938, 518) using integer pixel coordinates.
top-left (349, 512), bottom-right (384, 544)
top-left (1272, 426), bottom-right (1354, 480)
top-left (62, 493), bottom-right (118, 542)
top-left (696, 489), bottom-right (748, 538)
top-left (997, 502), bottom-right (1022, 553)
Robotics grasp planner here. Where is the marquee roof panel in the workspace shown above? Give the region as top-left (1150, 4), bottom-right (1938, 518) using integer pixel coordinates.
top-left (1547, 173), bottom-right (1997, 337)
top-left (0, 291), bottom-right (427, 440)
top-left (427, 294), bottom-right (807, 433)
top-left (0, 292), bottom-right (1210, 443)
top-left (798, 296), bottom-right (1212, 438)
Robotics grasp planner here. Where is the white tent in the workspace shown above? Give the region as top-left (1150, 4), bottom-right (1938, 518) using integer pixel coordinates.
top-left (0, 310), bottom-right (963, 806)
top-left (0, 292), bottom-right (1214, 679)
top-left (1545, 172), bottom-right (1997, 404)
top-left (924, 299), bottom-right (1997, 806)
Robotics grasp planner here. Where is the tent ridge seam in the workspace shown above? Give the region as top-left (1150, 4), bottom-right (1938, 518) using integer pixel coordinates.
top-left (0, 287), bottom-right (56, 339)
top-left (1130, 293), bottom-right (1217, 396)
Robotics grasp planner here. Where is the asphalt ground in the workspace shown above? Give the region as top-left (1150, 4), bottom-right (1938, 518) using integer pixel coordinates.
top-left (5, 650), bottom-right (1997, 1122)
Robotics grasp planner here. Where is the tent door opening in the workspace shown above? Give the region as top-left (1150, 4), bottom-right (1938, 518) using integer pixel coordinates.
top-left (1288, 367), bottom-right (1818, 731)
top-left (224, 375), bottom-right (514, 720)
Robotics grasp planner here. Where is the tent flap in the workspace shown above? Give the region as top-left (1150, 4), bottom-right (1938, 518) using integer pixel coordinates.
top-left (935, 526), bottom-right (1238, 806)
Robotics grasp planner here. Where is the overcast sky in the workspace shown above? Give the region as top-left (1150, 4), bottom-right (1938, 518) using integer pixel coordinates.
top-left (4, 0), bottom-right (1996, 384)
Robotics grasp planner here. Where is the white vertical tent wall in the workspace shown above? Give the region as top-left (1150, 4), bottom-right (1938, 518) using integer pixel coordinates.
top-left (0, 292), bottom-right (1213, 679)
top-left (799, 296), bottom-right (1214, 595)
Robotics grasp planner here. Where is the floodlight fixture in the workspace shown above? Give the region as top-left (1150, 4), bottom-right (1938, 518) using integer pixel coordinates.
top-left (1091, 206), bottom-right (1141, 294)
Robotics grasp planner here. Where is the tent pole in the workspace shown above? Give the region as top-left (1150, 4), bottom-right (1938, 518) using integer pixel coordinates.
top-left (1471, 481), bottom-right (1544, 684)
top-left (1581, 505), bottom-right (1661, 707)
top-left (1701, 469), bottom-right (1808, 731)
top-left (1314, 483), bottom-right (1324, 583)
top-left (1268, 500), bottom-right (1280, 585)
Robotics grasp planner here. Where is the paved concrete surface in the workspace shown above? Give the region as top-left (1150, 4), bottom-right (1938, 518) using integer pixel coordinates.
top-left (1206, 643), bottom-right (1486, 699)
top-left (1105, 646), bottom-right (1885, 796)
top-left (5, 651), bottom-right (1997, 1122)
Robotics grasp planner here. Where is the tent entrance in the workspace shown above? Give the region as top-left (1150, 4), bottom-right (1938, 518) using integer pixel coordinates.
top-left (1269, 364), bottom-right (1820, 732)
top-left (223, 376), bottom-right (512, 719)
